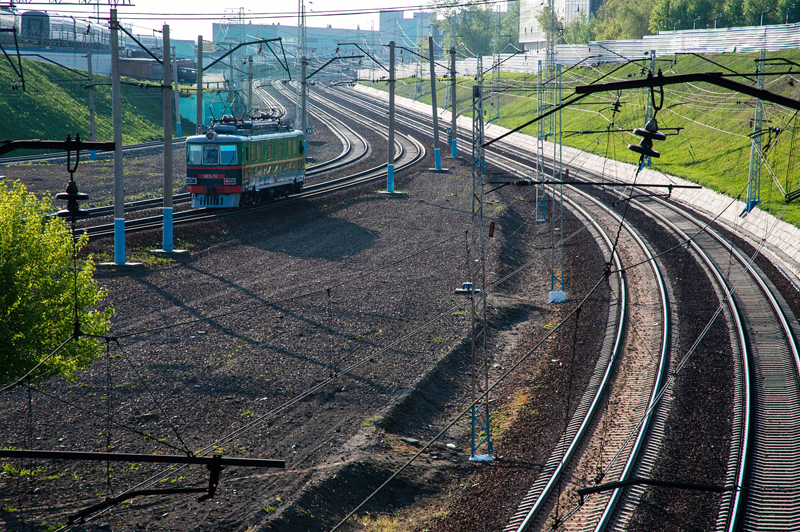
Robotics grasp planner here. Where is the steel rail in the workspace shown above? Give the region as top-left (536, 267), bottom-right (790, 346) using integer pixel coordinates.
top-left (621, 197), bottom-right (751, 531)
top-left (82, 115), bottom-right (422, 240)
top-left (640, 197), bottom-right (800, 531)
top-left (264, 80), bottom-right (371, 176)
top-left (330, 85), bottom-right (670, 531)
top-left (483, 148), bottom-right (669, 532)
top-left (337, 85), bottom-right (754, 530)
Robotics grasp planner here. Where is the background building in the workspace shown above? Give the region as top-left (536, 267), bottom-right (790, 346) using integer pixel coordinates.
top-left (519, 0), bottom-right (603, 50)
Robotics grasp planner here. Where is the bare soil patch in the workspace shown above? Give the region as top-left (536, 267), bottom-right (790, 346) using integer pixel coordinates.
top-left (0, 133), bottom-right (612, 532)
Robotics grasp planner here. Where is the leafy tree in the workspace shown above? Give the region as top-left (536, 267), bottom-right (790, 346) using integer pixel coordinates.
top-left (430, 1), bottom-right (518, 57)
top-left (563, 11), bottom-right (597, 44)
top-left (723, 0), bottom-right (746, 26)
top-left (0, 181), bottom-right (112, 386)
top-left (594, 0), bottom-right (659, 39)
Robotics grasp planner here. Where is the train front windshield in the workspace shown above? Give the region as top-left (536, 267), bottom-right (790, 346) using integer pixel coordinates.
top-left (187, 144), bottom-right (238, 165)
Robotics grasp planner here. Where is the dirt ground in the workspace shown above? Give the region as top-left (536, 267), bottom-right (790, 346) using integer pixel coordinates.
top-left (0, 123), bottom-right (613, 532)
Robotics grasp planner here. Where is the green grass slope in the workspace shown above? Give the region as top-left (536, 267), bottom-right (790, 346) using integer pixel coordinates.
top-left (370, 49), bottom-right (800, 226)
top-left (0, 57), bottom-right (194, 157)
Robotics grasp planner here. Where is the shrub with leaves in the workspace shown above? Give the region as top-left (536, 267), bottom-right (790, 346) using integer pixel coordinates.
top-left (0, 181), bottom-right (112, 386)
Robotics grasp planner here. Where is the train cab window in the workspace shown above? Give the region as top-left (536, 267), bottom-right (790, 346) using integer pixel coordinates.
top-left (202, 145), bottom-right (219, 165)
top-left (220, 145), bottom-right (238, 164)
top-left (188, 144), bottom-right (202, 164)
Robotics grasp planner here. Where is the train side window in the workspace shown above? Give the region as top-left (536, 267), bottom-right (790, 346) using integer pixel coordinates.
top-left (220, 145), bottom-right (237, 164)
top-left (202, 145), bottom-right (219, 165)
top-left (277, 142), bottom-right (283, 157)
top-left (267, 144), bottom-right (273, 159)
top-left (188, 144), bottom-right (202, 164)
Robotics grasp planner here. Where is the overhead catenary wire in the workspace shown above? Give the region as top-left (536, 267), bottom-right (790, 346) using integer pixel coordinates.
top-left (550, 199), bottom-right (791, 531)
top-left (18, 52), bottom-right (792, 524)
top-left (330, 272), bottom-right (611, 532)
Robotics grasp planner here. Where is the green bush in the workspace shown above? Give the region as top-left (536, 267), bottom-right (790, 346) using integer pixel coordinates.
top-left (0, 181), bottom-right (113, 385)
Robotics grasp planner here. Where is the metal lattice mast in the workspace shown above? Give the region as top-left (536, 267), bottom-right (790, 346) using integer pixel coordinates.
top-left (296, 0), bottom-right (307, 128)
top-left (544, 0), bottom-right (565, 299)
top-left (743, 48), bottom-right (765, 216)
top-left (550, 63), bottom-right (564, 295)
top-left (414, 22), bottom-right (423, 100)
top-left (488, 7), bottom-right (501, 122)
top-left (535, 59), bottom-right (546, 222)
top-left (468, 55), bottom-right (493, 460)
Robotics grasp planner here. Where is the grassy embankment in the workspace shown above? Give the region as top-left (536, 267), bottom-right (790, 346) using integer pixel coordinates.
top-left (367, 49), bottom-right (800, 227)
top-left (0, 57), bottom-right (196, 157)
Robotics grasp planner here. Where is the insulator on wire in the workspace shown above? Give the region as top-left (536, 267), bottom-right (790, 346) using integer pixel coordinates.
top-left (56, 180), bottom-right (89, 219)
top-left (628, 117), bottom-right (666, 158)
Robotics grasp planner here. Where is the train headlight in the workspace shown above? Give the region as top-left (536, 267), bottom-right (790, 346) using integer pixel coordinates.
top-left (185, 177), bottom-right (197, 185)
top-left (224, 178), bottom-right (236, 185)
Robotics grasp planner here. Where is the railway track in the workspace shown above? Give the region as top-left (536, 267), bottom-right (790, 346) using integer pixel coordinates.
top-left (333, 84), bottom-right (800, 530)
top-left (326, 83), bottom-right (677, 530)
top-left (631, 196), bottom-right (800, 531)
top-left (258, 81), bottom-right (370, 178)
top-left (82, 94), bottom-right (423, 240)
top-left (0, 138), bottom-right (188, 166)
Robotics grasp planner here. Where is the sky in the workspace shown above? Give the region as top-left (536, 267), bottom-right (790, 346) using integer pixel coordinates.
top-left (22, 0), bottom-right (439, 41)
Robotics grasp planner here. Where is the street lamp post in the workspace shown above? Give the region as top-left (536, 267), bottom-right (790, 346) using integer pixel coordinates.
top-left (674, 19), bottom-right (681, 31)
top-left (788, 4), bottom-right (796, 24)
top-left (693, 16), bottom-right (701, 29)
top-left (761, 7), bottom-right (769, 25)
top-left (715, 13), bottom-right (722, 28)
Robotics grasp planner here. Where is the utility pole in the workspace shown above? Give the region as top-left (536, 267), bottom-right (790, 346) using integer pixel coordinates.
top-left (450, 47), bottom-right (458, 158)
top-left (87, 52), bottom-right (97, 161)
top-left (539, 0), bottom-right (565, 302)
top-left (428, 35), bottom-right (447, 172)
top-left (535, 59), bottom-right (546, 223)
top-left (248, 55), bottom-right (253, 114)
top-left (297, 0), bottom-right (307, 128)
top-left (743, 48), bottom-right (765, 216)
top-left (161, 24), bottom-right (175, 253)
top-left (465, 53), bottom-right (492, 461)
top-left (488, 6), bottom-right (501, 122)
top-left (173, 46), bottom-right (182, 138)
top-left (301, 56), bottom-right (308, 147)
top-left (110, 8), bottom-right (126, 265)
top-left (196, 35), bottom-right (203, 132)
top-left (384, 41), bottom-right (398, 193)
top-left (228, 43), bottom-right (235, 114)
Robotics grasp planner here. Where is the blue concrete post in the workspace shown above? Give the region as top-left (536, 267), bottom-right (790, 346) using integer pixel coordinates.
top-left (387, 164), bottom-right (395, 193)
top-left (162, 207), bottom-right (173, 252)
top-left (114, 218), bottom-right (125, 264)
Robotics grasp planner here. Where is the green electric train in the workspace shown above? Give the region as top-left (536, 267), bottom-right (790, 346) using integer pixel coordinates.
top-left (186, 114), bottom-right (305, 208)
